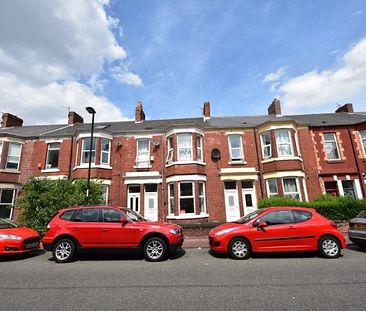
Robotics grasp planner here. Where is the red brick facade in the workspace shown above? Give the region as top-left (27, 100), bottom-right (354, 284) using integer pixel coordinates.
top-left (0, 101), bottom-right (365, 224)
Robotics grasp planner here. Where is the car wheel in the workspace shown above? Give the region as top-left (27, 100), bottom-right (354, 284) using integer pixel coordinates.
top-left (143, 237), bottom-right (168, 262)
top-left (318, 236), bottom-right (341, 259)
top-left (53, 239), bottom-right (76, 263)
top-left (228, 237), bottom-right (251, 260)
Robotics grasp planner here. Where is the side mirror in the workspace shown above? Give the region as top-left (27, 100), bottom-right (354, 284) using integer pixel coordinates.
top-left (120, 217), bottom-right (129, 225)
top-left (257, 221), bottom-right (268, 229)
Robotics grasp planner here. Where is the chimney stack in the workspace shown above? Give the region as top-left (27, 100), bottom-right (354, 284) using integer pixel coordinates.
top-left (68, 111), bottom-right (84, 125)
top-left (335, 103), bottom-right (354, 113)
top-left (135, 101), bottom-right (145, 123)
top-left (268, 98), bottom-right (281, 116)
top-left (1, 113), bottom-right (23, 128)
top-left (203, 101), bottom-right (211, 120)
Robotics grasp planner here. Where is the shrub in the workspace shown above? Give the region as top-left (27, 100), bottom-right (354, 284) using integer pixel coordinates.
top-left (17, 178), bottom-right (103, 234)
top-left (258, 195), bottom-right (366, 221)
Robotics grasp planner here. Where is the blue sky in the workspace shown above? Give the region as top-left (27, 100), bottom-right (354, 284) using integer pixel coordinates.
top-left (0, 0), bottom-right (366, 124)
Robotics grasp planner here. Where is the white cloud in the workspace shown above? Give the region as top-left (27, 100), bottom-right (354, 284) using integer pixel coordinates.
top-left (111, 66), bottom-right (143, 86)
top-left (263, 67), bottom-right (287, 82)
top-left (0, 0), bottom-right (140, 124)
top-left (265, 38), bottom-right (366, 113)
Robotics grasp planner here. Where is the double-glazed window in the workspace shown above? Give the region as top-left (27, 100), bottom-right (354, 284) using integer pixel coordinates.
top-left (81, 138), bottom-right (96, 164)
top-left (101, 185), bottom-right (109, 204)
top-left (275, 129), bottom-right (292, 156)
top-left (282, 178), bottom-right (300, 200)
top-left (199, 182), bottom-right (206, 214)
top-left (178, 134), bottom-right (192, 161)
top-left (196, 135), bottom-right (203, 161)
top-left (266, 179), bottom-right (278, 197)
top-left (360, 130), bottom-right (366, 156)
top-left (0, 189), bottom-right (15, 218)
top-left (6, 143), bottom-right (22, 170)
top-left (166, 136), bottom-right (174, 164)
top-left (179, 182), bottom-right (195, 214)
top-left (46, 143), bottom-right (60, 169)
top-left (0, 142), bottom-right (3, 164)
top-left (101, 139), bottom-right (110, 165)
top-left (323, 133), bottom-right (340, 160)
top-left (136, 139), bottom-right (150, 167)
top-left (261, 132), bottom-right (271, 159)
top-left (228, 134), bottom-right (244, 161)
top-left (168, 184), bottom-right (175, 215)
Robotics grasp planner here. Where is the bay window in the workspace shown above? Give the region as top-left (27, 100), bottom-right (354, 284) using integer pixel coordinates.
top-left (282, 178), bottom-right (300, 200)
top-left (166, 136), bottom-right (174, 164)
top-left (196, 135), bottom-right (203, 161)
top-left (323, 133), bottom-right (340, 160)
top-left (168, 184), bottom-right (175, 215)
top-left (275, 129), bottom-right (292, 156)
top-left (81, 138), bottom-right (96, 164)
top-left (199, 182), bottom-right (206, 214)
top-left (101, 138), bottom-right (111, 165)
top-left (45, 143), bottom-right (60, 169)
top-left (179, 182), bottom-right (195, 214)
top-left (228, 134), bottom-right (244, 161)
top-left (6, 142), bottom-right (22, 170)
top-left (261, 131), bottom-right (271, 159)
top-left (0, 142), bottom-right (3, 164)
top-left (266, 179), bottom-right (278, 197)
top-left (0, 189), bottom-right (15, 218)
top-left (360, 130), bottom-right (366, 156)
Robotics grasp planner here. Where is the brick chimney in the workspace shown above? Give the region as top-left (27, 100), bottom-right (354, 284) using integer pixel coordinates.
top-left (203, 101), bottom-right (211, 120)
top-left (135, 101), bottom-right (145, 123)
top-left (68, 111), bottom-right (84, 125)
top-left (335, 103), bottom-right (354, 113)
top-left (1, 113), bottom-right (23, 128)
top-left (268, 98), bottom-right (281, 116)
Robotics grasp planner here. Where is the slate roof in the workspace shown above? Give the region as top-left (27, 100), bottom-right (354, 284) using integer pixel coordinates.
top-left (0, 112), bottom-right (365, 139)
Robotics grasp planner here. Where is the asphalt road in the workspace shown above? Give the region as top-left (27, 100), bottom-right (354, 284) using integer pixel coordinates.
top-left (1, 245), bottom-right (366, 311)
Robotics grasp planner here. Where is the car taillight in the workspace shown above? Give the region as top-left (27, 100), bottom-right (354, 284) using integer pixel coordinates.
top-left (349, 222), bottom-right (355, 230)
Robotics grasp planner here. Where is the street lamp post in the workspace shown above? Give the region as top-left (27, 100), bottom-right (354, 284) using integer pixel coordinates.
top-left (86, 106), bottom-right (96, 204)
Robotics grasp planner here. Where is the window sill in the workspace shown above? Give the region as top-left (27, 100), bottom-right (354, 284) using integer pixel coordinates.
top-left (166, 161), bottom-right (206, 167)
top-left (166, 214), bottom-right (209, 220)
top-left (0, 169), bottom-right (20, 174)
top-left (134, 164), bottom-right (152, 169)
top-left (325, 160), bottom-right (345, 164)
top-left (228, 160), bottom-right (247, 165)
top-left (262, 156), bottom-right (303, 163)
top-left (41, 168), bottom-right (60, 173)
top-left (73, 164), bottom-right (112, 171)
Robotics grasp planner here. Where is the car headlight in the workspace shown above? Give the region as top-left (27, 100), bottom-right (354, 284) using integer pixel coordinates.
top-left (215, 228), bottom-right (236, 236)
top-left (0, 234), bottom-right (22, 240)
top-left (170, 228), bottom-right (181, 235)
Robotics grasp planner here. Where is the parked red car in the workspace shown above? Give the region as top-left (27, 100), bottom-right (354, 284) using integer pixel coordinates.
top-left (42, 206), bottom-right (184, 263)
top-left (209, 207), bottom-right (346, 259)
top-left (0, 218), bottom-right (41, 256)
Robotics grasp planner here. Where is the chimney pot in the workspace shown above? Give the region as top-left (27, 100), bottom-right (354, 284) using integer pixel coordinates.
top-left (335, 103), bottom-right (354, 113)
top-left (1, 113), bottom-right (23, 128)
top-left (268, 98), bottom-right (281, 116)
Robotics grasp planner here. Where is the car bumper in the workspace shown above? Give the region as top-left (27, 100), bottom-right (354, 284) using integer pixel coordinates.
top-left (208, 236), bottom-right (226, 253)
top-left (349, 230), bottom-right (366, 246)
top-left (0, 239), bottom-right (40, 255)
top-left (169, 235), bottom-right (184, 251)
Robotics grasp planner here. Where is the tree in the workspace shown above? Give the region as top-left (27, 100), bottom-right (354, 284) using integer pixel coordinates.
top-left (17, 178), bottom-right (103, 234)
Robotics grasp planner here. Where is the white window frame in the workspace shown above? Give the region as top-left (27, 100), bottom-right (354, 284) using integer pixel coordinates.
top-left (196, 135), bottom-right (203, 162)
top-left (260, 131), bottom-right (271, 159)
top-left (360, 130), bottom-right (366, 157)
top-left (45, 142), bottom-right (60, 169)
top-left (81, 137), bottom-right (96, 165)
top-left (199, 181), bottom-right (206, 214)
top-left (101, 185), bottom-right (109, 204)
top-left (166, 136), bottom-right (174, 164)
top-left (177, 133), bottom-right (193, 161)
top-left (0, 142), bottom-right (3, 164)
top-left (266, 179), bottom-right (278, 198)
top-left (135, 138), bottom-right (150, 167)
top-left (6, 142), bottom-right (22, 170)
top-left (168, 183), bottom-right (175, 215)
top-left (101, 138), bottom-right (111, 165)
top-left (282, 178), bottom-right (301, 200)
top-left (178, 182), bottom-right (195, 215)
top-left (228, 134), bottom-right (244, 161)
top-left (323, 133), bottom-right (340, 160)
top-left (275, 129), bottom-right (293, 157)
top-left (0, 188), bottom-right (16, 219)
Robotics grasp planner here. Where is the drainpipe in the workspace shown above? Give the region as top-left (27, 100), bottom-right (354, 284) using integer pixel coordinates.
top-left (253, 128), bottom-right (264, 198)
top-left (68, 135), bottom-right (74, 180)
top-left (161, 134), bottom-right (166, 221)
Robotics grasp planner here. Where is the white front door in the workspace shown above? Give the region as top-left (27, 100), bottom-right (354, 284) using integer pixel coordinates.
top-left (144, 192), bottom-right (158, 221)
top-left (242, 188), bottom-right (257, 215)
top-left (224, 189), bottom-right (240, 222)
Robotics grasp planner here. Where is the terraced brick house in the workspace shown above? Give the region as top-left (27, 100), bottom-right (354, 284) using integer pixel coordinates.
top-left (0, 100), bottom-right (365, 226)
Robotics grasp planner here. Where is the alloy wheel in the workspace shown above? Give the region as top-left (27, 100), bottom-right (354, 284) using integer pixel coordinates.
top-left (321, 239), bottom-right (339, 257)
top-left (231, 240), bottom-right (248, 258)
top-left (55, 241), bottom-right (72, 261)
top-left (146, 240), bottom-right (164, 260)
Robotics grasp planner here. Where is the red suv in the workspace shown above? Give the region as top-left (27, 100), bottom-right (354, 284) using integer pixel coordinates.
top-left (42, 206), bottom-right (184, 263)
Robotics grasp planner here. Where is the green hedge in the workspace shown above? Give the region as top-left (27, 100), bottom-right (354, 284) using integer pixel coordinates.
top-left (258, 195), bottom-right (366, 221)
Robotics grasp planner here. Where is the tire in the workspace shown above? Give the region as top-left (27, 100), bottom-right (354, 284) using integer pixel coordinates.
top-left (53, 238), bottom-right (76, 263)
top-left (318, 236), bottom-right (341, 259)
top-left (228, 237), bottom-right (251, 260)
top-left (143, 237), bottom-right (168, 262)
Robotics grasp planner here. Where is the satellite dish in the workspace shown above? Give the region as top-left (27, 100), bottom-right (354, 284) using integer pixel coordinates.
top-left (211, 148), bottom-right (221, 161)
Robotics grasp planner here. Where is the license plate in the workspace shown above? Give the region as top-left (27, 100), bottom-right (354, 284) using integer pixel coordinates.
top-left (355, 224), bottom-right (366, 230)
top-left (25, 242), bottom-right (39, 249)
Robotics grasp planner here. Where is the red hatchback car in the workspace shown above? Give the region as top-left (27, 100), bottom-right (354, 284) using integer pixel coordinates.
top-left (209, 207), bottom-right (346, 259)
top-left (42, 206), bottom-right (184, 263)
top-left (0, 218), bottom-right (41, 256)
